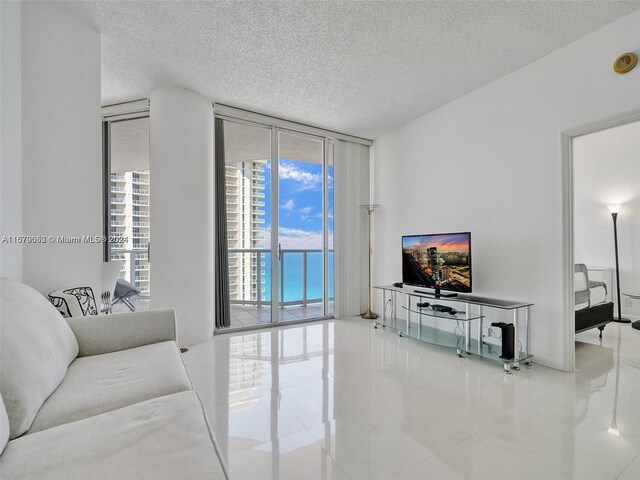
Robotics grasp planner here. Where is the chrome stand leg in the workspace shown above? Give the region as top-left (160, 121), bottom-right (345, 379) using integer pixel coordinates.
top-left (406, 295), bottom-right (411, 335)
top-left (477, 306), bottom-right (483, 355)
top-left (513, 309), bottom-right (519, 363)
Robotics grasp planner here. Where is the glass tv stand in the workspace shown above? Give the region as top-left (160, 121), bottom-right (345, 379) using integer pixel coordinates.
top-left (373, 285), bottom-right (533, 373)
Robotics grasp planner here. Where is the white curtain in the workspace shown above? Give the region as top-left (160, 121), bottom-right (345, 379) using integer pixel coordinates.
top-left (334, 140), bottom-right (370, 318)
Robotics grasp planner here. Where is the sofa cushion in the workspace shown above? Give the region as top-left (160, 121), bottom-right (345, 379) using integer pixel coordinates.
top-left (28, 341), bottom-right (192, 433)
top-left (0, 393), bottom-right (9, 455)
top-left (0, 391), bottom-right (229, 480)
top-left (0, 278), bottom-right (79, 439)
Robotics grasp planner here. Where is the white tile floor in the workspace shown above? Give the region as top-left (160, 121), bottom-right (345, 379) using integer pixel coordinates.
top-left (183, 319), bottom-right (640, 480)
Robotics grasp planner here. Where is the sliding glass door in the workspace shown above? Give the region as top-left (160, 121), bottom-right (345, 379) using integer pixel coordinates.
top-left (276, 130), bottom-right (333, 320)
top-left (222, 120), bottom-right (273, 327)
top-left (221, 119), bottom-right (333, 329)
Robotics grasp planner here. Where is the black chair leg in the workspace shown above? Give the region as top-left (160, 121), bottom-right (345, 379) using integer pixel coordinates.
top-left (598, 325), bottom-right (605, 338)
top-left (122, 297), bottom-right (136, 312)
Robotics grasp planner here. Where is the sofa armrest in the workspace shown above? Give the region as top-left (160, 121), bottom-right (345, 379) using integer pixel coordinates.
top-left (66, 309), bottom-right (177, 357)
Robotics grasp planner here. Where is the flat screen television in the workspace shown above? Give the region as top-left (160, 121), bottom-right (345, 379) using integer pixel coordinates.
top-left (402, 232), bottom-right (472, 297)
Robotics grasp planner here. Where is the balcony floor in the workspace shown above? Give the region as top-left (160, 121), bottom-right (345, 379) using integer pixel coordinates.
top-left (230, 303), bottom-right (331, 329)
top-left (112, 297), bottom-right (331, 330)
top-left (111, 296), bottom-right (150, 313)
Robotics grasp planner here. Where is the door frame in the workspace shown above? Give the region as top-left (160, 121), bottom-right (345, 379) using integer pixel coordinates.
top-left (216, 112), bottom-right (336, 326)
top-left (561, 109), bottom-right (640, 373)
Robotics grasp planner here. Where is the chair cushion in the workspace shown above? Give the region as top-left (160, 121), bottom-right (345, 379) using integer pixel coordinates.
top-left (48, 287), bottom-right (98, 317)
top-left (0, 278), bottom-right (79, 439)
top-left (28, 341), bottom-right (192, 433)
top-left (0, 391), bottom-right (228, 480)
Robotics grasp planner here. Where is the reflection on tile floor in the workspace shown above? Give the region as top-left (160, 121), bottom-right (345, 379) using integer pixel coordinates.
top-left (230, 303), bottom-right (331, 329)
top-left (183, 319), bottom-right (640, 480)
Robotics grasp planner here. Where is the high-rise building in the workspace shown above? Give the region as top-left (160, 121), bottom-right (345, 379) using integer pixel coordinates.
top-left (225, 160), bottom-right (267, 304)
top-left (110, 171), bottom-right (151, 296)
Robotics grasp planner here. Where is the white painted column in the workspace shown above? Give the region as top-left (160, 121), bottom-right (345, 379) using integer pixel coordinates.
top-left (1, 0), bottom-right (22, 281)
top-left (150, 87), bottom-right (214, 346)
top-left (21, 1), bottom-right (102, 295)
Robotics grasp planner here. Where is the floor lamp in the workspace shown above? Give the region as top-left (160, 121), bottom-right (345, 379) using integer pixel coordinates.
top-left (607, 204), bottom-right (630, 324)
top-left (360, 204), bottom-right (379, 319)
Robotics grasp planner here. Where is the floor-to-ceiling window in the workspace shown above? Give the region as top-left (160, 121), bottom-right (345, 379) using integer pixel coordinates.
top-left (219, 117), bottom-right (334, 329)
top-left (103, 109), bottom-right (151, 311)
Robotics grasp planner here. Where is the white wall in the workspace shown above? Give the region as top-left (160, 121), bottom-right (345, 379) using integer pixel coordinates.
top-left (574, 121), bottom-right (640, 320)
top-left (21, 1), bottom-right (102, 295)
top-left (0, 1), bottom-right (23, 281)
top-left (150, 87), bottom-right (214, 347)
top-left (373, 10), bottom-right (640, 370)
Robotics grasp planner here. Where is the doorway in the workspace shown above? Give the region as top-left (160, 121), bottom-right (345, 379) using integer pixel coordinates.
top-left (219, 118), bottom-right (334, 329)
top-left (563, 112), bottom-right (640, 371)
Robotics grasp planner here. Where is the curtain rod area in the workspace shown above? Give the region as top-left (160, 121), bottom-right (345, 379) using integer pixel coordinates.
top-left (213, 103), bottom-right (373, 146)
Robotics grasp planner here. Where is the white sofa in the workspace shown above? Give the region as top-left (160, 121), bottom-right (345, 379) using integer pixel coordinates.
top-left (0, 278), bottom-right (228, 480)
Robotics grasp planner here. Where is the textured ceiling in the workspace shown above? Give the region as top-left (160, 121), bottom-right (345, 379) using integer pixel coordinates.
top-left (59, 1), bottom-right (640, 139)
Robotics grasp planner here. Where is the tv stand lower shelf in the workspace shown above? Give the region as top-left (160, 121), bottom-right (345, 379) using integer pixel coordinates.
top-left (373, 285), bottom-right (533, 373)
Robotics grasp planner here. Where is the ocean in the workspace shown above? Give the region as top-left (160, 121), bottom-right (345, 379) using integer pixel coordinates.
top-left (260, 252), bottom-right (334, 303)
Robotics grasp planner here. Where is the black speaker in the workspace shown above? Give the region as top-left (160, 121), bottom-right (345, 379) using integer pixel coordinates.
top-left (393, 282), bottom-right (403, 288)
top-left (491, 322), bottom-right (515, 359)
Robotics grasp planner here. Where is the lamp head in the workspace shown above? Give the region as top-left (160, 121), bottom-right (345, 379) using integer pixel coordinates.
top-left (607, 204), bottom-right (622, 215)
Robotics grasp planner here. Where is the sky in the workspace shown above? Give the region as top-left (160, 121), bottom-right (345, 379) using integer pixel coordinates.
top-left (260, 158), bottom-right (333, 250)
top-left (402, 233), bottom-right (470, 253)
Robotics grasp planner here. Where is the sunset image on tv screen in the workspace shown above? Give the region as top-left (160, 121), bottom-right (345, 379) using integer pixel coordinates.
top-left (402, 233), bottom-right (471, 292)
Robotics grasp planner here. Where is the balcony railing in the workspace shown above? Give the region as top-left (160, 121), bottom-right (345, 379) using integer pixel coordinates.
top-left (133, 189), bottom-right (149, 195)
top-left (132, 199), bottom-right (149, 206)
top-left (132, 177), bottom-right (149, 184)
top-left (133, 221), bottom-right (149, 227)
top-left (228, 248), bottom-right (334, 309)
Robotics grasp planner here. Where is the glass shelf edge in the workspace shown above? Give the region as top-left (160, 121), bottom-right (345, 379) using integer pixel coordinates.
top-left (401, 305), bottom-right (484, 321)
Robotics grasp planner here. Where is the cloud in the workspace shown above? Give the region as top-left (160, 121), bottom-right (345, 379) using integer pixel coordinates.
top-left (299, 206), bottom-right (312, 221)
top-left (279, 161), bottom-right (322, 191)
top-left (282, 199), bottom-right (295, 211)
top-left (264, 227), bottom-right (333, 250)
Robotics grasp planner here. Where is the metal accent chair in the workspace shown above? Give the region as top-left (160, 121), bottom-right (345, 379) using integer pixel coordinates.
top-left (112, 278), bottom-right (141, 311)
